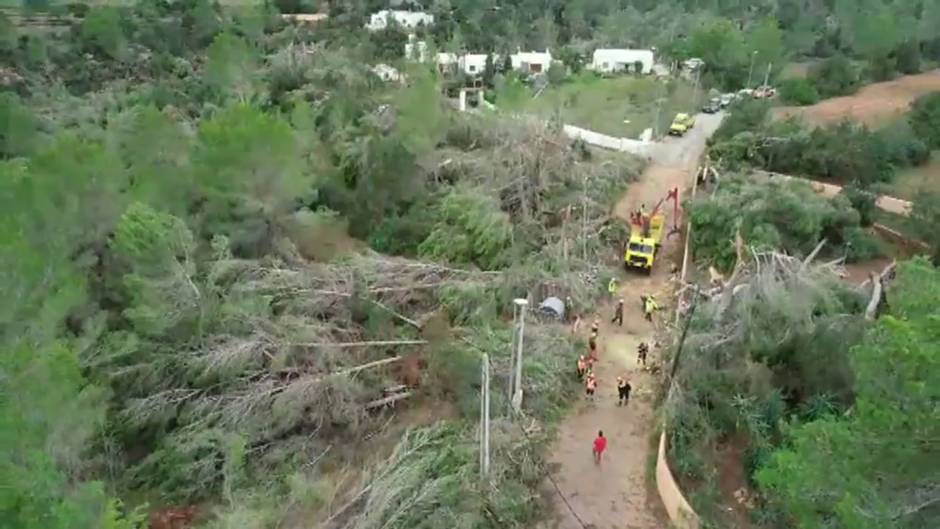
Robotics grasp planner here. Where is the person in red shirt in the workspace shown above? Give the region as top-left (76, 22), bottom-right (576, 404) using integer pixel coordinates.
top-left (593, 430), bottom-right (607, 465)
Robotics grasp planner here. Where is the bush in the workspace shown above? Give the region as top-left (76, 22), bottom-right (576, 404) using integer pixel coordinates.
top-left (895, 40), bottom-right (922, 75)
top-left (874, 121), bottom-right (930, 167)
top-left (909, 92), bottom-right (940, 149)
top-left (843, 226), bottom-right (882, 262)
top-left (710, 99), bottom-right (770, 144)
top-left (808, 55), bottom-right (859, 98)
top-left (841, 185), bottom-right (876, 227)
top-left (778, 78), bottom-right (820, 106)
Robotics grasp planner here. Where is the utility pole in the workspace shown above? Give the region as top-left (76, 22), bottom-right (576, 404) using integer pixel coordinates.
top-left (479, 353), bottom-right (490, 476)
top-left (746, 50), bottom-right (757, 88)
top-left (762, 62), bottom-right (772, 88)
top-left (692, 67), bottom-right (702, 107)
top-left (581, 175), bottom-right (588, 261)
top-left (511, 298), bottom-right (528, 412)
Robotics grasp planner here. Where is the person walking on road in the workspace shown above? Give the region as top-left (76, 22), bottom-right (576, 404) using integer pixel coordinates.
top-left (637, 341), bottom-right (648, 367)
top-left (576, 355), bottom-right (587, 379)
top-left (585, 372), bottom-right (597, 401)
top-left (643, 295), bottom-right (659, 322)
top-left (591, 318), bottom-right (599, 336)
top-left (617, 377), bottom-right (632, 406)
top-left (589, 335), bottom-right (598, 362)
top-left (608, 278), bottom-right (618, 299)
top-left (611, 298), bottom-right (624, 326)
top-left (593, 430), bottom-right (607, 465)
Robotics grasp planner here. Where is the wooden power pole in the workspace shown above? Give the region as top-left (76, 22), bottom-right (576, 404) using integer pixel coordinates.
top-left (507, 298), bottom-right (528, 411)
top-left (479, 353), bottom-right (490, 475)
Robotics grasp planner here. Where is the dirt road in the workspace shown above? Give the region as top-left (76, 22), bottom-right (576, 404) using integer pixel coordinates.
top-left (541, 113), bottom-right (723, 529)
top-left (773, 70), bottom-right (940, 127)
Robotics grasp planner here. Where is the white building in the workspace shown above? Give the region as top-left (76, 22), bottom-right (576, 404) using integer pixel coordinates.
top-left (280, 13), bottom-right (329, 25)
top-left (459, 53), bottom-right (489, 76)
top-left (510, 50), bottom-right (553, 74)
top-left (366, 10), bottom-right (434, 31)
top-left (371, 63), bottom-right (403, 83)
top-left (436, 52), bottom-right (458, 73)
top-left (405, 36), bottom-right (428, 62)
top-left (591, 49), bottom-right (655, 74)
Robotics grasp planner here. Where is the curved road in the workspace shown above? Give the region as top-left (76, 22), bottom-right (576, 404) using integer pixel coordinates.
top-left (541, 113), bottom-right (724, 529)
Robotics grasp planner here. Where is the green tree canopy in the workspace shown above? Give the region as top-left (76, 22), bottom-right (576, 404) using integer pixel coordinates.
top-left (757, 258), bottom-right (940, 529)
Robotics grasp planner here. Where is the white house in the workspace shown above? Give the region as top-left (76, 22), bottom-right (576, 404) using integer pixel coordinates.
top-left (510, 50), bottom-right (553, 74)
top-left (436, 52), bottom-right (458, 73)
top-left (280, 13), bottom-right (329, 25)
top-left (459, 53), bottom-right (489, 76)
top-left (366, 10), bottom-right (434, 31)
top-left (371, 63), bottom-right (403, 83)
top-left (404, 35), bottom-right (428, 62)
top-left (591, 49), bottom-right (655, 74)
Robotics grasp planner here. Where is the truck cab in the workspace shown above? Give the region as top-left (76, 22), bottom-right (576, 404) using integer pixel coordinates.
top-left (625, 213), bottom-right (664, 273)
top-left (668, 113), bottom-right (695, 136)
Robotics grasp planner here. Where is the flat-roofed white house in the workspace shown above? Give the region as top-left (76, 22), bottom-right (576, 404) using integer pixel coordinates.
top-left (366, 10), bottom-right (434, 31)
top-left (459, 53), bottom-right (489, 76)
top-left (510, 50), bottom-right (553, 74)
top-left (591, 49), bottom-right (655, 74)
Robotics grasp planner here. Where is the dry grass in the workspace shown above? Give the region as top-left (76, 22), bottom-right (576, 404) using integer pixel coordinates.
top-left (512, 73), bottom-right (698, 139)
top-left (891, 150), bottom-right (940, 200)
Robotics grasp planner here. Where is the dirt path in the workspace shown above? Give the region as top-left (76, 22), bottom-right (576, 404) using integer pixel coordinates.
top-left (773, 70), bottom-right (940, 128)
top-left (541, 114), bottom-right (723, 529)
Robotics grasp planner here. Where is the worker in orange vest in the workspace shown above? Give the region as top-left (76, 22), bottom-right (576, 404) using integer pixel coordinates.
top-left (585, 372), bottom-right (597, 400)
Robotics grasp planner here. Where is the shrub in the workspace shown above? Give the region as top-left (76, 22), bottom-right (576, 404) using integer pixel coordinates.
top-left (874, 121), bottom-right (930, 167)
top-left (843, 226), bottom-right (882, 262)
top-left (909, 92), bottom-right (940, 149)
top-left (778, 78), bottom-right (820, 106)
top-left (710, 99), bottom-right (770, 144)
top-left (808, 55), bottom-right (859, 98)
top-left (841, 185), bottom-right (876, 227)
top-left (895, 40), bottom-right (922, 75)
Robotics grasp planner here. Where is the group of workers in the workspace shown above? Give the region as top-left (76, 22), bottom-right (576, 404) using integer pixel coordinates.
top-left (575, 317), bottom-right (651, 404)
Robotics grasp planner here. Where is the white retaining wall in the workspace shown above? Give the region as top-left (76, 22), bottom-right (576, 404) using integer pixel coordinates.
top-left (561, 124), bottom-right (656, 158)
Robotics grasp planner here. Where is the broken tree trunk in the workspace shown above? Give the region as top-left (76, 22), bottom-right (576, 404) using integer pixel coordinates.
top-left (365, 391), bottom-right (412, 410)
top-left (865, 272), bottom-right (883, 321)
top-left (294, 340), bottom-right (428, 349)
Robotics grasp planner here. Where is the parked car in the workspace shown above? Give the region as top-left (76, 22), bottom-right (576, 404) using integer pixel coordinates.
top-left (702, 99), bottom-right (721, 113)
top-left (719, 93), bottom-right (735, 108)
top-left (754, 85), bottom-right (777, 99)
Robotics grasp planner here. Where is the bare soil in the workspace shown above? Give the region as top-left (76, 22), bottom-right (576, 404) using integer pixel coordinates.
top-left (539, 114), bottom-right (724, 529)
top-left (773, 70), bottom-right (940, 128)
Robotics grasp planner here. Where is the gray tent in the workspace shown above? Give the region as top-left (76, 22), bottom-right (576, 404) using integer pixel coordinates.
top-left (538, 296), bottom-right (566, 320)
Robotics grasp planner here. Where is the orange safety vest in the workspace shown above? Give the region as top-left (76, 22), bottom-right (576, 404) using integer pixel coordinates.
top-left (577, 358), bottom-right (586, 370)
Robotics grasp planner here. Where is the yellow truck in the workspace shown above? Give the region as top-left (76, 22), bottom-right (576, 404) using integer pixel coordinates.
top-left (624, 188), bottom-right (679, 274)
top-left (668, 113), bottom-right (695, 136)
top-left (624, 213), bottom-right (665, 274)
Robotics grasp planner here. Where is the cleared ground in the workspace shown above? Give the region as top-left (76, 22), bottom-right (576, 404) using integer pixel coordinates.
top-left (509, 74), bottom-right (699, 139)
top-left (773, 70), bottom-right (940, 128)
